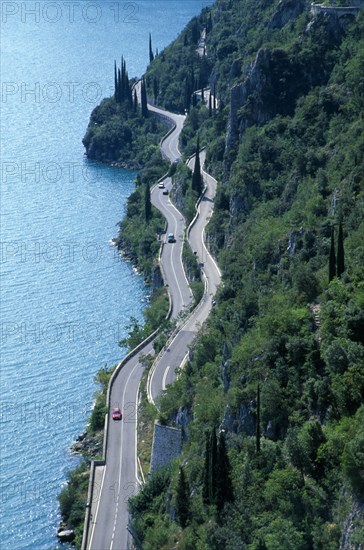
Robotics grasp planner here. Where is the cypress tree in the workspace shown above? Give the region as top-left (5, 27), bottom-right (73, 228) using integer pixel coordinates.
top-left (117, 68), bottom-right (122, 103)
top-left (201, 87), bottom-right (205, 103)
top-left (192, 136), bottom-right (203, 195)
top-left (141, 77), bottom-right (148, 118)
top-left (133, 89), bottom-right (138, 112)
top-left (184, 78), bottom-right (192, 111)
top-left (192, 92), bottom-right (197, 108)
top-left (145, 182), bottom-right (152, 223)
top-left (191, 19), bottom-right (200, 43)
top-left (149, 32), bottom-right (154, 64)
top-left (153, 76), bottom-right (159, 102)
top-left (126, 69), bottom-right (132, 106)
top-left (337, 222), bottom-right (345, 277)
top-left (329, 227), bottom-right (336, 282)
top-left (206, 12), bottom-right (212, 33)
top-left (216, 431), bottom-right (234, 514)
top-left (209, 92), bottom-right (212, 116)
top-left (190, 68), bottom-right (195, 92)
top-left (213, 85), bottom-right (217, 110)
top-left (120, 57), bottom-right (125, 102)
top-left (256, 383), bottom-right (261, 454)
top-left (114, 60), bottom-right (118, 101)
top-left (176, 467), bottom-right (190, 528)
top-left (210, 428), bottom-right (218, 504)
top-left (122, 57), bottom-right (127, 102)
top-left (202, 431), bottom-right (211, 505)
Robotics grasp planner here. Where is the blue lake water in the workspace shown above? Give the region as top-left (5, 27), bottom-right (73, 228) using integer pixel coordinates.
top-left (0, 1), bottom-right (212, 547)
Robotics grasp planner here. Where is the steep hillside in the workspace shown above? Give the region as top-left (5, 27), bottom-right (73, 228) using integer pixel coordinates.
top-left (131, 1), bottom-right (364, 548)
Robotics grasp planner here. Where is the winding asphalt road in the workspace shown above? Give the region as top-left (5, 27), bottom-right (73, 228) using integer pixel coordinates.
top-left (86, 104), bottom-right (219, 550)
top-left (147, 150), bottom-right (221, 403)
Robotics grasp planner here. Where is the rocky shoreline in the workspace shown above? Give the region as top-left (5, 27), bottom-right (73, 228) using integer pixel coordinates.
top-left (84, 152), bottom-right (143, 171)
top-left (109, 160), bottom-right (143, 170)
top-left (111, 237), bottom-right (149, 280)
top-left (70, 431), bottom-right (102, 457)
top-left (56, 431), bottom-right (103, 543)
top-left (57, 523), bottom-right (75, 543)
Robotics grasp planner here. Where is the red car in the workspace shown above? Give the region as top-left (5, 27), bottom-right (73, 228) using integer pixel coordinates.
top-left (112, 407), bottom-right (122, 421)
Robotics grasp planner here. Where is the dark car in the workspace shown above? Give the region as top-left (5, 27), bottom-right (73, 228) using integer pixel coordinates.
top-left (167, 233), bottom-right (176, 243)
top-left (162, 189), bottom-right (169, 195)
top-left (112, 407), bottom-right (122, 421)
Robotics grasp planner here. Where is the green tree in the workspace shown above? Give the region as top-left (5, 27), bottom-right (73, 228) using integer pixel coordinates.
top-left (202, 431), bottom-right (211, 505)
top-left (184, 77), bottom-right (192, 111)
top-left (337, 222), bottom-right (345, 277)
top-left (192, 136), bottom-right (203, 195)
top-left (153, 76), bottom-right (159, 102)
top-left (256, 382), bottom-right (261, 453)
top-left (300, 420), bottom-right (326, 479)
top-left (114, 60), bottom-right (118, 101)
top-left (286, 428), bottom-right (309, 481)
top-left (202, 428), bottom-right (218, 505)
top-left (117, 67), bottom-right (122, 103)
top-left (176, 466), bottom-right (191, 528)
top-left (216, 431), bottom-right (234, 513)
top-left (210, 427), bottom-right (218, 503)
top-left (342, 407), bottom-right (364, 497)
top-left (149, 32), bottom-right (154, 64)
top-left (329, 227), bottom-right (336, 282)
top-left (141, 77), bottom-right (149, 118)
top-left (145, 182), bottom-right (152, 223)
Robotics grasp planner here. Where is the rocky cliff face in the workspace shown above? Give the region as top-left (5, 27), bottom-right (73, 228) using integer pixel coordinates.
top-left (224, 11), bottom-right (344, 179)
top-left (221, 403), bottom-right (256, 436)
top-left (268, 0), bottom-right (307, 30)
top-left (170, 172), bottom-right (187, 218)
top-left (225, 48), bottom-right (273, 173)
top-left (339, 494), bottom-right (364, 550)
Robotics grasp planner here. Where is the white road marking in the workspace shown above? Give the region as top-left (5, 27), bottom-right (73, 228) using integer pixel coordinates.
top-left (135, 380), bottom-right (142, 486)
top-left (162, 366), bottom-right (170, 391)
top-left (88, 464), bottom-right (106, 548)
top-left (166, 204), bottom-right (185, 308)
top-left (109, 357), bottom-right (142, 550)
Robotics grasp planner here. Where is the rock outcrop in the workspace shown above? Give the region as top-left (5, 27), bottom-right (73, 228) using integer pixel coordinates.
top-left (225, 48), bottom-right (272, 172)
top-left (268, 0), bottom-right (307, 30)
top-left (221, 402), bottom-right (256, 436)
top-left (339, 495), bottom-right (364, 550)
top-left (151, 264), bottom-right (164, 291)
top-left (57, 525), bottom-right (75, 543)
top-left (224, 13), bottom-right (344, 178)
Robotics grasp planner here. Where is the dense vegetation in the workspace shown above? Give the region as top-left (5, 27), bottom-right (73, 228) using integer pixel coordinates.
top-left (129, 1), bottom-right (364, 549)
top-left (114, 157), bottom-right (169, 277)
top-left (83, 58), bottom-right (168, 167)
top-left (145, 11), bottom-right (212, 113)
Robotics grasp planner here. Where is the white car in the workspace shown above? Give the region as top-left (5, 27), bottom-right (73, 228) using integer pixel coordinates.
top-left (158, 182), bottom-right (165, 189)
